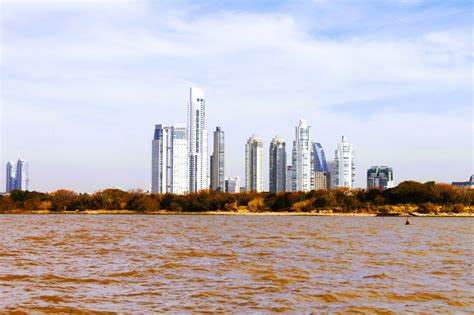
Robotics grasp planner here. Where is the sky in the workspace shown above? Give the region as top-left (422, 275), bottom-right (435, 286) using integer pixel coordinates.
top-left (1, 0), bottom-right (472, 193)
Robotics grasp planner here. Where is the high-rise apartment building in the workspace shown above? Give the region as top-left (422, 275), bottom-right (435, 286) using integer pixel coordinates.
top-left (269, 136), bottom-right (286, 193)
top-left (313, 142), bottom-right (328, 173)
top-left (6, 161), bottom-right (16, 193)
top-left (285, 166), bottom-right (293, 192)
top-left (210, 127), bottom-right (225, 191)
top-left (333, 136), bottom-right (355, 189)
top-left (225, 177), bottom-right (240, 193)
top-left (6, 159), bottom-right (29, 192)
top-left (326, 160), bottom-right (334, 189)
top-left (245, 135), bottom-right (264, 192)
top-left (291, 119), bottom-right (313, 192)
top-left (15, 159), bottom-right (29, 191)
top-left (151, 124), bottom-right (188, 194)
top-left (188, 87), bottom-right (208, 192)
top-left (313, 142), bottom-right (329, 190)
top-left (367, 166), bottom-right (394, 190)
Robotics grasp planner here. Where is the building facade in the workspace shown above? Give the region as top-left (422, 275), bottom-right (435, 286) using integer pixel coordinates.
top-left (326, 160), bottom-right (334, 189)
top-left (151, 124), bottom-right (188, 194)
top-left (15, 159), bottom-right (29, 191)
top-left (187, 87), bottom-right (208, 192)
top-left (452, 175), bottom-right (474, 189)
top-left (210, 127), bottom-right (225, 191)
top-left (225, 177), bottom-right (240, 193)
top-left (367, 166), bottom-right (394, 190)
top-left (269, 136), bottom-right (286, 193)
top-left (291, 119), bottom-right (313, 192)
top-left (6, 161), bottom-right (16, 193)
top-left (314, 171), bottom-right (327, 190)
top-left (313, 142), bottom-right (328, 173)
top-left (245, 135), bottom-right (264, 192)
top-left (333, 136), bottom-right (355, 189)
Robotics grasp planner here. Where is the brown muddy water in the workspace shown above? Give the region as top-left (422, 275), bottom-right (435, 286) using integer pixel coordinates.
top-left (0, 215), bottom-right (473, 313)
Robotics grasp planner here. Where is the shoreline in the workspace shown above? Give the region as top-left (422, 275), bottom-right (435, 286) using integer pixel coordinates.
top-left (0, 210), bottom-right (473, 217)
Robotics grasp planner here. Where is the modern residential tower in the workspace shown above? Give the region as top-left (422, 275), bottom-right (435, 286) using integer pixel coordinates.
top-left (151, 124), bottom-right (188, 194)
top-left (6, 159), bottom-right (29, 192)
top-left (269, 136), bottom-right (286, 193)
top-left (333, 136), bottom-right (355, 189)
top-left (187, 87), bottom-right (208, 192)
top-left (313, 142), bottom-right (329, 190)
top-left (245, 135), bottom-right (264, 192)
top-left (291, 119), bottom-right (313, 192)
top-left (210, 127), bottom-right (225, 191)
top-left (15, 159), bottom-right (29, 191)
top-left (5, 161), bottom-right (16, 193)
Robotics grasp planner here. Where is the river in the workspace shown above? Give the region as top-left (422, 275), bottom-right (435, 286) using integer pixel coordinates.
top-left (0, 215), bottom-right (472, 313)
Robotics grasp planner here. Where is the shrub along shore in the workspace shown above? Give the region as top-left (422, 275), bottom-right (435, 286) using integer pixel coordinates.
top-left (1, 181), bottom-right (473, 216)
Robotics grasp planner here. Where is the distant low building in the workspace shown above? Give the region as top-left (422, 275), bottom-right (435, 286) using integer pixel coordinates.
top-left (367, 166), bottom-right (394, 190)
top-left (452, 175), bottom-right (474, 189)
top-left (314, 171), bottom-right (327, 190)
top-left (225, 177), bottom-right (240, 193)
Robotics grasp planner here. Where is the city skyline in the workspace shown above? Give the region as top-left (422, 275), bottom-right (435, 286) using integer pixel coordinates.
top-left (1, 0), bottom-right (472, 192)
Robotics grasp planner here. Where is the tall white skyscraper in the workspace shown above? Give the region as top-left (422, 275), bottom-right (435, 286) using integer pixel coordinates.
top-left (210, 127), bottom-right (225, 191)
top-left (151, 124), bottom-right (188, 194)
top-left (187, 87), bottom-right (208, 192)
top-left (6, 161), bottom-right (16, 193)
top-left (333, 136), bottom-right (355, 189)
top-left (269, 136), bottom-right (286, 193)
top-left (245, 135), bottom-right (264, 192)
top-left (291, 119), bottom-right (313, 192)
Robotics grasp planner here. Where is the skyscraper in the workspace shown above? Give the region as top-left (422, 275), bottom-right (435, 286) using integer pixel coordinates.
top-left (333, 136), bottom-right (355, 189)
top-left (291, 119), bottom-right (313, 192)
top-left (187, 87), bottom-right (208, 192)
top-left (151, 124), bottom-right (188, 194)
top-left (245, 135), bottom-right (264, 192)
top-left (16, 159), bottom-right (29, 191)
top-left (285, 166), bottom-right (293, 192)
top-left (5, 161), bottom-right (16, 193)
top-left (313, 142), bottom-right (328, 173)
top-left (269, 136), bottom-right (286, 193)
top-left (326, 160), bottom-right (334, 189)
top-left (313, 143), bottom-right (328, 190)
top-left (210, 127), bottom-right (225, 191)
top-left (367, 166), bottom-right (394, 190)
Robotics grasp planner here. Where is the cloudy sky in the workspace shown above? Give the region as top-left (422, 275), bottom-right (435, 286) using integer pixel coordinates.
top-left (1, 0), bottom-right (472, 192)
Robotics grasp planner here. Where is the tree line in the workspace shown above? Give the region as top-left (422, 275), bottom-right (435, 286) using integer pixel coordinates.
top-left (0, 181), bottom-right (472, 214)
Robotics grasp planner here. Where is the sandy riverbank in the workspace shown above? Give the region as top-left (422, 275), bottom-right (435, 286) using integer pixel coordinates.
top-left (1, 209), bottom-right (473, 216)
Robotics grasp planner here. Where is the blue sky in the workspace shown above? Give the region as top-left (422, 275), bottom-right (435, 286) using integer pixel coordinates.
top-left (1, 0), bottom-right (472, 192)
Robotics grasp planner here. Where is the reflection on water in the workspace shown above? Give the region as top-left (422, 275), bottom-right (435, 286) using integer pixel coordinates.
top-left (0, 215), bottom-right (473, 313)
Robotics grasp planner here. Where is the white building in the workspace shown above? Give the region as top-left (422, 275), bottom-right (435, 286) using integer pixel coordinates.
top-left (333, 136), bottom-right (355, 189)
top-left (152, 124), bottom-right (188, 194)
top-left (6, 161), bottom-right (16, 193)
top-left (225, 177), bottom-right (240, 193)
top-left (245, 135), bottom-right (264, 192)
top-left (291, 119), bottom-right (313, 192)
top-left (269, 136), bottom-right (286, 193)
top-left (210, 127), bottom-right (225, 191)
top-left (188, 87), bottom-right (208, 192)
top-left (16, 159), bottom-right (29, 191)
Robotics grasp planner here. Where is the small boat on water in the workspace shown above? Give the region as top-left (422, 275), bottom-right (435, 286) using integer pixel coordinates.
top-left (405, 218), bottom-right (410, 225)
